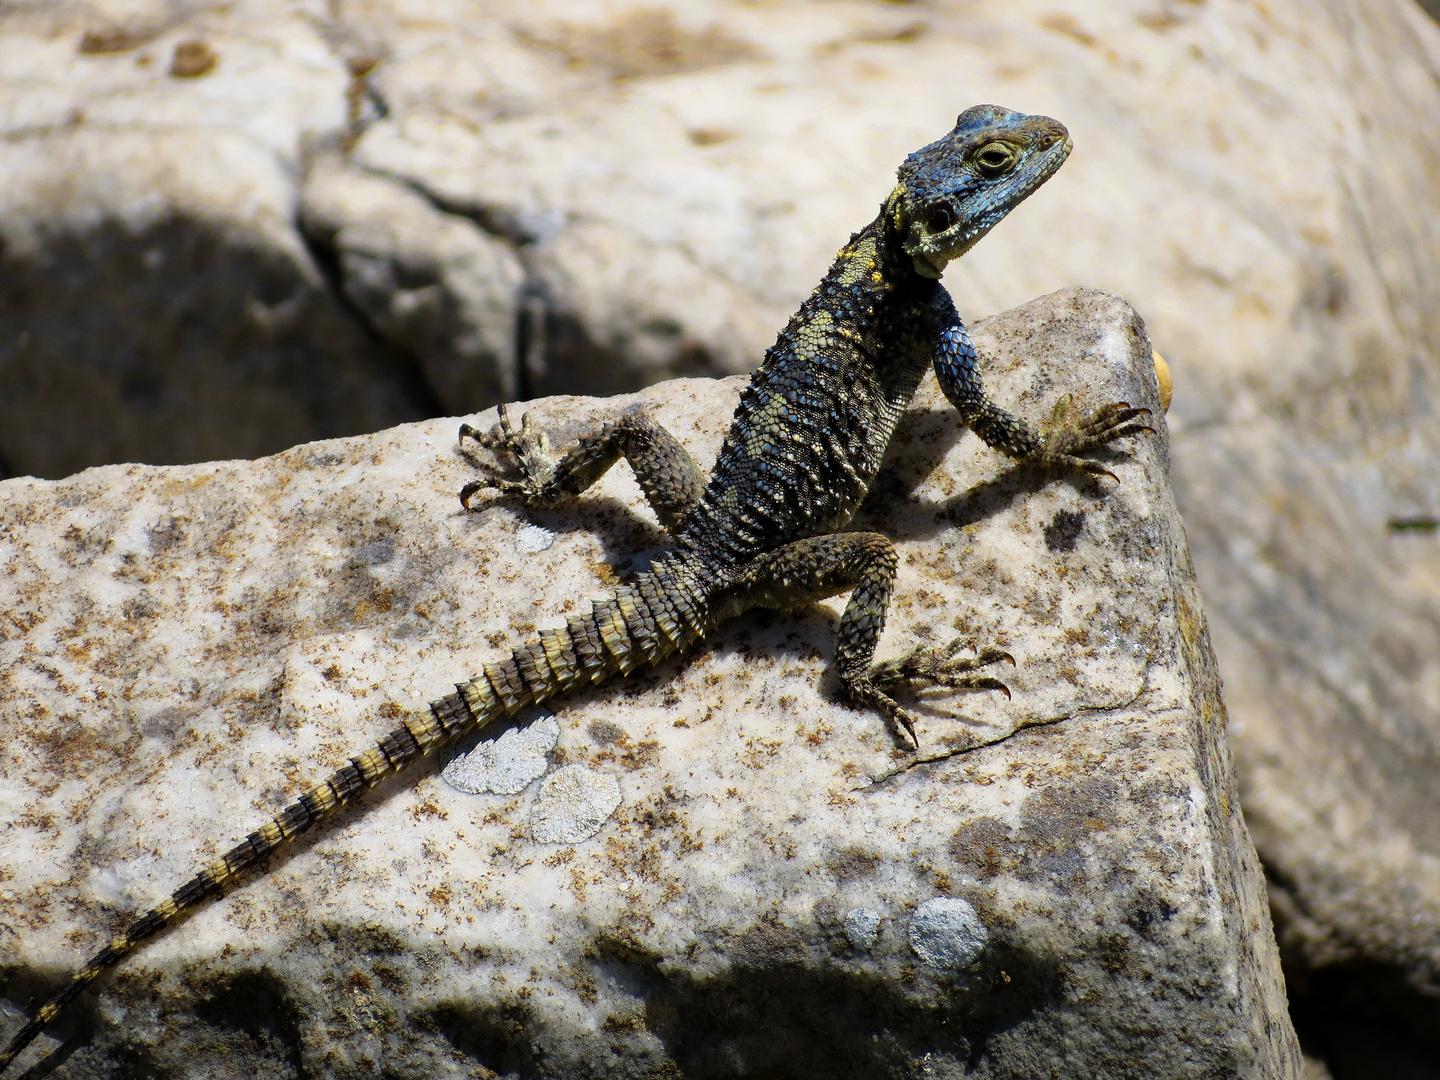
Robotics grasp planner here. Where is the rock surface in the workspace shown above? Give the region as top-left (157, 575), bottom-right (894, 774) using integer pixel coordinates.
top-left (301, 157), bottom-right (527, 415)
top-left (0, 5), bottom-right (438, 479)
top-left (0, 290), bottom-right (1301, 1078)
top-left (7, 0), bottom-right (1440, 1065)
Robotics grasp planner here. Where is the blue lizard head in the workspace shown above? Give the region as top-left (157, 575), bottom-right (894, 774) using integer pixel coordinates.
top-left (892, 105), bottom-right (1071, 278)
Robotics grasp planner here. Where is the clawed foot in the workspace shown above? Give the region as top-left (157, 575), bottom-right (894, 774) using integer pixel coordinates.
top-left (847, 640), bottom-right (1015, 748)
top-left (458, 404), bottom-right (557, 509)
top-left (1038, 394), bottom-right (1154, 482)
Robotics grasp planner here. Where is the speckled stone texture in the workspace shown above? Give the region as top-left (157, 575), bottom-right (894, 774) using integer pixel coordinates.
top-left (6, 4), bottom-right (1438, 1071)
top-left (7, 7), bottom-right (1440, 1038)
top-left (0, 289), bottom-right (1299, 1078)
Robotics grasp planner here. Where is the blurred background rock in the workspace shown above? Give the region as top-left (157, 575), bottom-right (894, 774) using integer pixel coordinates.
top-left (1, 2), bottom-right (1437, 1075)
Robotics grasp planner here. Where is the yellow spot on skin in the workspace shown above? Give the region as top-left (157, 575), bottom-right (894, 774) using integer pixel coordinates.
top-left (889, 184), bottom-right (908, 230)
top-left (837, 237), bottom-right (880, 286)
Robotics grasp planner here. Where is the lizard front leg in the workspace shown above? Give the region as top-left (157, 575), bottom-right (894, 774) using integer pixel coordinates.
top-left (460, 406), bottom-right (706, 534)
top-left (925, 287), bottom-right (1153, 480)
top-left (727, 532), bottom-right (1011, 747)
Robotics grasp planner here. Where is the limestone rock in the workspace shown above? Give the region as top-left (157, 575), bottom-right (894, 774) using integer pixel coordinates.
top-left (0, 5), bottom-right (434, 479)
top-left (7, 0), bottom-right (1440, 1063)
top-left (300, 158), bottom-right (527, 413)
top-left (0, 290), bottom-right (1300, 1078)
top-left (1142, 6), bottom-right (1440, 1062)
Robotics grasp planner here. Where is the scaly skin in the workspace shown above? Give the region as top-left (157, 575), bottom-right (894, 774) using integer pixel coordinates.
top-left (0, 104), bottom-right (1150, 1074)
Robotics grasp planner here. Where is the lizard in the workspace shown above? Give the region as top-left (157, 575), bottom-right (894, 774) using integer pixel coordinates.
top-left (0, 103), bottom-right (1150, 1073)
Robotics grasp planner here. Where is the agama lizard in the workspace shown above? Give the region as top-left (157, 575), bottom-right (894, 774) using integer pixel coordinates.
top-left (0, 104), bottom-right (1150, 1073)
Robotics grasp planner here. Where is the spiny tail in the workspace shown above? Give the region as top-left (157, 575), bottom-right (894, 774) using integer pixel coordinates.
top-left (0, 554), bottom-right (707, 1074)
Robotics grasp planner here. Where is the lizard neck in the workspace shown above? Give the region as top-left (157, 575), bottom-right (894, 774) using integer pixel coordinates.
top-left (879, 185), bottom-right (943, 279)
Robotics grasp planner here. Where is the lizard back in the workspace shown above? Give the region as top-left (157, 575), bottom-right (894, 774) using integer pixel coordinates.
top-left (678, 223), bottom-right (937, 563)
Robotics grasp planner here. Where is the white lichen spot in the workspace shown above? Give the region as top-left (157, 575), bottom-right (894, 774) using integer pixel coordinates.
top-left (843, 907), bottom-right (883, 952)
top-left (908, 897), bottom-right (987, 972)
top-left (442, 714), bottom-right (559, 795)
top-left (529, 765), bottom-right (622, 844)
top-left (515, 524), bottom-right (555, 554)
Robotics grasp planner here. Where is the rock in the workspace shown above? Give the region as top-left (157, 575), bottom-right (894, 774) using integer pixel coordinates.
top-left (300, 158), bottom-right (527, 413)
top-left (1149, 7), bottom-right (1440, 1064)
top-left (907, 898), bottom-right (988, 975)
top-left (440, 712), bottom-right (558, 796)
top-left (0, 124), bottom-right (436, 481)
top-left (0, 10), bottom-right (432, 480)
top-left (526, 765), bottom-right (624, 846)
top-left (4, 0), bottom-right (1429, 467)
top-left (843, 907), bottom-right (883, 953)
top-left (6, 0), bottom-right (1439, 1064)
top-left (0, 290), bottom-right (1301, 1078)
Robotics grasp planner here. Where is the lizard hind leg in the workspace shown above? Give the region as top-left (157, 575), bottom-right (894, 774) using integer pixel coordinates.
top-left (728, 533), bottom-right (1010, 749)
top-left (460, 405), bottom-right (706, 534)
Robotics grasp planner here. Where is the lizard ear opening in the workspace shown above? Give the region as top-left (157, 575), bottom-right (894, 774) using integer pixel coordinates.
top-left (926, 207), bottom-right (955, 233)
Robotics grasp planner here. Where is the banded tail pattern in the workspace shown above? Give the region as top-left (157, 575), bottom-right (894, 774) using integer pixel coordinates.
top-left (0, 554), bottom-right (709, 1074)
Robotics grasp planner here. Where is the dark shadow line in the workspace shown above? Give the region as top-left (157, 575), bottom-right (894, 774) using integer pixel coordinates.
top-left (295, 216), bottom-right (448, 419)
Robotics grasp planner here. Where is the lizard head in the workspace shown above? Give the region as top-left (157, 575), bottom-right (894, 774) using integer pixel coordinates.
top-left (891, 105), bottom-right (1072, 279)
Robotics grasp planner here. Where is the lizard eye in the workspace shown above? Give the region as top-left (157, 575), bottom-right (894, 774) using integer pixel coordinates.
top-left (927, 206), bottom-right (955, 233)
top-left (974, 142), bottom-right (1016, 176)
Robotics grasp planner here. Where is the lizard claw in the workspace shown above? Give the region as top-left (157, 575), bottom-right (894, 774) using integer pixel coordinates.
top-left (965, 677), bottom-right (1012, 700)
top-left (1039, 397), bottom-right (1153, 481)
top-left (457, 404), bottom-right (558, 506)
top-left (459, 479), bottom-right (485, 510)
top-left (1051, 457), bottom-right (1119, 484)
top-left (895, 709), bottom-right (920, 749)
top-left (853, 640), bottom-right (1014, 747)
